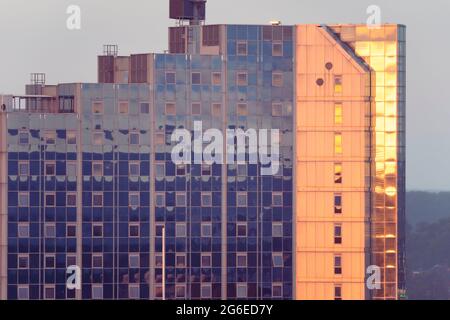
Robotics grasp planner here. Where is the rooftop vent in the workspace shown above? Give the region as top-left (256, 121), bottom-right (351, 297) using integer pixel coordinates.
top-left (170, 0), bottom-right (207, 25)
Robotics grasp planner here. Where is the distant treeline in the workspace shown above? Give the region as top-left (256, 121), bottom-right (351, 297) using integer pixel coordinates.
top-left (406, 191), bottom-right (450, 300)
top-left (407, 191), bottom-right (450, 226)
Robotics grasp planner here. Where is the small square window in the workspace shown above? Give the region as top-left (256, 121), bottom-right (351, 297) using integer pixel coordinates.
top-left (272, 223), bottom-right (283, 237)
top-left (272, 72), bottom-right (283, 87)
top-left (176, 193), bottom-right (187, 207)
top-left (45, 255), bottom-right (55, 268)
top-left (155, 193), bottom-right (165, 207)
top-left (201, 254), bottom-right (211, 268)
top-left (19, 131), bottom-right (29, 145)
top-left (18, 192), bottom-right (29, 207)
top-left (165, 102), bottom-right (176, 115)
top-left (237, 72), bottom-right (248, 86)
top-left (129, 285), bottom-right (140, 299)
top-left (130, 162), bottom-right (140, 176)
top-left (334, 194), bottom-right (342, 214)
top-left (67, 162), bottom-right (77, 176)
top-left (237, 254), bottom-right (247, 268)
top-left (67, 193), bottom-right (76, 207)
top-left (201, 284), bottom-right (212, 299)
top-left (237, 103), bottom-right (248, 116)
top-left (18, 223), bottom-right (29, 238)
top-left (237, 192), bottom-right (247, 207)
top-left (176, 164), bottom-right (186, 176)
top-left (45, 162), bottom-right (56, 176)
top-left (237, 223), bottom-right (247, 237)
top-left (201, 193), bottom-right (212, 206)
top-left (45, 224), bottom-right (56, 238)
top-left (92, 162), bottom-right (103, 176)
top-left (44, 286), bottom-right (55, 300)
top-left (92, 102), bottom-right (104, 114)
top-left (67, 224), bottom-right (76, 237)
top-left (212, 103), bottom-right (221, 117)
top-left (93, 224), bottom-right (103, 237)
top-left (237, 165), bottom-right (247, 176)
top-left (140, 102), bottom-right (150, 114)
top-left (272, 103), bottom-right (282, 117)
top-left (176, 223), bottom-right (187, 238)
top-left (202, 164), bottom-right (211, 176)
top-left (45, 193), bottom-right (55, 207)
top-left (155, 133), bottom-right (165, 146)
top-left (67, 131), bottom-right (77, 144)
top-left (92, 285), bottom-right (103, 300)
top-left (93, 193), bottom-right (103, 207)
top-left (272, 42), bottom-right (283, 56)
top-left (93, 131), bottom-right (103, 145)
top-left (166, 72), bottom-right (176, 84)
top-left (191, 72), bottom-right (201, 85)
top-left (272, 284), bottom-right (283, 298)
top-left (130, 132), bottom-right (140, 145)
top-left (192, 103), bottom-right (201, 115)
top-left (19, 162), bottom-right (29, 176)
top-left (92, 254), bottom-right (103, 268)
top-left (67, 255), bottom-right (77, 267)
top-left (237, 41), bottom-right (248, 56)
top-left (154, 285), bottom-right (163, 298)
top-left (236, 284), bottom-right (247, 298)
top-left (18, 255), bottom-right (29, 269)
top-left (176, 254), bottom-right (186, 268)
top-left (119, 102), bottom-right (129, 114)
top-left (176, 285), bottom-right (186, 299)
top-left (155, 254), bottom-right (163, 268)
top-left (129, 254), bottom-right (140, 268)
top-left (201, 223), bottom-right (212, 237)
top-left (155, 163), bottom-right (165, 177)
top-left (272, 253), bottom-right (284, 267)
top-left (129, 224), bottom-right (140, 237)
top-left (129, 193), bottom-right (140, 207)
top-left (18, 286), bottom-right (29, 300)
top-left (212, 72), bottom-right (222, 85)
top-left (45, 131), bottom-right (56, 144)
top-left (272, 193), bottom-right (283, 206)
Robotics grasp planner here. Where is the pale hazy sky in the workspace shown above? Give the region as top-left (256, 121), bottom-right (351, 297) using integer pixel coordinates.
top-left (0, 0), bottom-right (449, 191)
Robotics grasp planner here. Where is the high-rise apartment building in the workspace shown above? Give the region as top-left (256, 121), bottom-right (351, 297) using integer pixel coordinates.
top-left (0, 1), bottom-right (405, 300)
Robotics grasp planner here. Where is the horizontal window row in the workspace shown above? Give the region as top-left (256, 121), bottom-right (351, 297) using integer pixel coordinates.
top-left (15, 192), bottom-right (148, 208)
top-left (163, 70), bottom-right (285, 87)
top-left (92, 101), bottom-right (150, 115)
top-left (17, 131), bottom-right (77, 146)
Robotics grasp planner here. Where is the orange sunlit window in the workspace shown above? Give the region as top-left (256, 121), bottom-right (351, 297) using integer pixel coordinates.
top-left (334, 163), bottom-right (343, 184)
top-left (334, 194), bottom-right (342, 215)
top-left (334, 103), bottom-right (343, 125)
top-left (334, 75), bottom-right (343, 94)
top-left (334, 133), bottom-right (343, 155)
